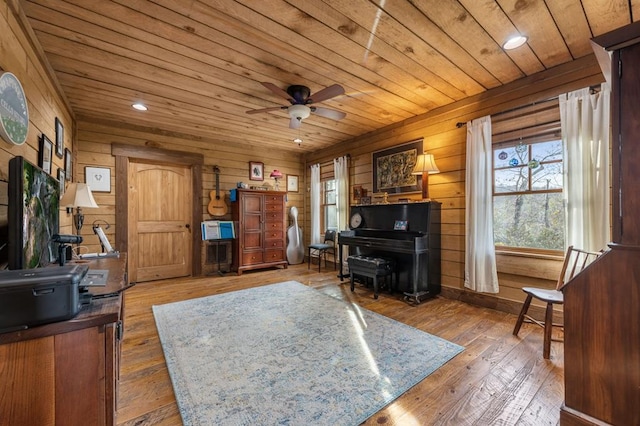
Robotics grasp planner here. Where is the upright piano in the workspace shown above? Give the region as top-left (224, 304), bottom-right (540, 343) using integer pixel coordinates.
top-left (339, 201), bottom-right (441, 304)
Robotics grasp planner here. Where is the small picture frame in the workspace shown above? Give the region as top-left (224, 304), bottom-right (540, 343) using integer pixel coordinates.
top-left (85, 166), bottom-right (111, 192)
top-left (353, 185), bottom-right (363, 201)
top-left (57, 168), bottom-right (66, 195)
top-left (55, 117), bottom-right (64, 158)
top-left (286, 174), bottom-right (299, 192)
top-left (394, 220), bottom-right (408, 231)
top-left (64, 148), bottom-right (72, 180)
top-left (249, 161), bottom-right (264, 181)
top-left (360, 195), bottom-right (372, 205)
top-left (39, 134), bottom-right (53, 174)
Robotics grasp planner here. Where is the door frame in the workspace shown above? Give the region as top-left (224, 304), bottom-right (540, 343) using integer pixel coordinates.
top-left (112, 143), bottom-right (204, 277)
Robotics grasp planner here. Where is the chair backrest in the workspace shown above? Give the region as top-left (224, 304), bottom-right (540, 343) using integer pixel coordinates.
top-left (556, 245), bottom-right (604, 291)
top-left (324, 229), bottom-right (336, 244)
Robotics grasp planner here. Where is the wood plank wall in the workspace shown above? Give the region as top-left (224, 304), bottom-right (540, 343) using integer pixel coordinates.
top-left (304, 54), bottom-right (605, 312)
top-left (74, 120), bottom-right (305, 272)
top-left (0, 0), bottom-right (75, 268)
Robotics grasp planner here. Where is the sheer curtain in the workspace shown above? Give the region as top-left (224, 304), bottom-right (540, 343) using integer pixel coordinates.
top-left (310, 163), bottom-right (321, 245)
top-left (334, 156), bottom-right (349, 273)
top-left (465, 115), bottom-right (499, 293)
top-left (560, 83), bottom-right (610, 252)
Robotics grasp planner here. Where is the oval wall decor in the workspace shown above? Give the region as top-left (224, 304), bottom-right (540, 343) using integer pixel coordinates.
top-left (0, 72), bottom-right (29, 146)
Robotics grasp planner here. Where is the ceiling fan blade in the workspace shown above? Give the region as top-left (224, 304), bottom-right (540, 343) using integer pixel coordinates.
top-left (311, 106), bottom-right (346, 120)
top-left (261, 82), bottom-right (294, 102)
top-left (289, 116), bottom-right (302, 129)
top-left (308, 84), bottom-right (345, 104)
top-left (246, 106), bottom-right (287, 114)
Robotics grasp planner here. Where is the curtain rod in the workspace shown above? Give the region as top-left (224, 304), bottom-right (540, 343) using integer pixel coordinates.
top-left (455, 84), bottom-right (603, 128)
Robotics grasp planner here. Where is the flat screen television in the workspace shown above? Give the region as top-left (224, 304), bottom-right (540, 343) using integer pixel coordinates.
top-left (8, 156), bottom-right (60, 269)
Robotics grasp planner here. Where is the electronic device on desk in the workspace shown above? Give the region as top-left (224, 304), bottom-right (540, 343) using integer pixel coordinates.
top-left (79, 222), bottom-right (120, 259)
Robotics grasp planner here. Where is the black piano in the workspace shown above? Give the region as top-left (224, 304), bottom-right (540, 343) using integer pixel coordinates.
top-left (339, 201), bottom-right (441, 304)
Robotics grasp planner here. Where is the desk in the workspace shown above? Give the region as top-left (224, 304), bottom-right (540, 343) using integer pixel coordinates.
top-left (0, 254), bottom-right (128, 426)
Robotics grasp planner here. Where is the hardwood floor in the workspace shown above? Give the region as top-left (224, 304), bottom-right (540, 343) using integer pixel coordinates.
top-left (116, 264), bottom-right (563, 425)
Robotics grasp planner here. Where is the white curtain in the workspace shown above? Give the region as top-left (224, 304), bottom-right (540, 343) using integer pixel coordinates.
top-left (560, 83), bottom-right (610, 252)
top-left (310, 163), bottom-right (321, 245)
top-left (334, 156), bottom-right (349, 273)
top-left (465, 115), bottom-right (499, 293)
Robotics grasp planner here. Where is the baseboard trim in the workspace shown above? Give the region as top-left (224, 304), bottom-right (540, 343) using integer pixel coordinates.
top-left (439, 286), bottom-right (562, 325)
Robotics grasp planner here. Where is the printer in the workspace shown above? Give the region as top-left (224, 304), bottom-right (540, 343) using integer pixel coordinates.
top-left (0, 264), bottom-right (89, 333)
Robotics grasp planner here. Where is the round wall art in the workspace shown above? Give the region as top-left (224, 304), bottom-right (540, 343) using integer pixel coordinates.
top-left (0, 72), bottom-right (29, 146)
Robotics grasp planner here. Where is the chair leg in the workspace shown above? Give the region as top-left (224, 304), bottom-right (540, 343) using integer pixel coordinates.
top-left (308, 248), bottom-right (311, 270)
top-left (513, 294), bottom-right (533, 336)
top-left (373, 276), bottom-right (379, 299)
top-left (543, 302), bottom-right (554, 359)
top-left (318, 250), bottom-right (322, 272)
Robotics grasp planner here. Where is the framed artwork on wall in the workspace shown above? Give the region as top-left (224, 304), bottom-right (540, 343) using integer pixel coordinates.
top-left (64, 148), bottom-right (72, 180)
top-left (286, 174), bottom-right (298, 192)
top-left (39, 134), bottom-right (53, 174)
top-left (57, 168), bottom-right (65, 195)
top-left (55, 117), bottom-right (64, 158)
top-left (372, 139), bottom-right (423, 194)
top-left (85, 166), bottom-right (111, 192)
top-left (249, 161), bottom-right (264, 181)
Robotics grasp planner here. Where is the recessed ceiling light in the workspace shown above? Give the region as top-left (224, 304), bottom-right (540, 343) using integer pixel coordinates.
top-left (132, 103), bottom-right (148, 111)
top-left (503, 35), bottom-right (528, 50)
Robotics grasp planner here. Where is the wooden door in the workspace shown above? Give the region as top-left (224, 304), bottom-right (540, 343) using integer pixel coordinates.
top-left (128, 161), bottom-right (193, 282)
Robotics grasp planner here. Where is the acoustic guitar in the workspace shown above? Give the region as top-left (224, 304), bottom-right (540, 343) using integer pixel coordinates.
top-left (207, 165), bottom-right (227, 217)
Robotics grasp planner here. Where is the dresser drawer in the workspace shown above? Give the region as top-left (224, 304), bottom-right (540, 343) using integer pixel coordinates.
top-left (242, 251), bottom-right (264, 265)
top-left (264, 249), bottom-right (285, 262)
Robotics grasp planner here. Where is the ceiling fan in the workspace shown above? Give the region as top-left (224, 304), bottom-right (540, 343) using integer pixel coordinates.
top-left (246, 82), bottom-right (346, 129)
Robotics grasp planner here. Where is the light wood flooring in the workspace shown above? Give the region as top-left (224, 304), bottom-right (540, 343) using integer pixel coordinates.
top-left (116, 264), bottom-right (563, 425)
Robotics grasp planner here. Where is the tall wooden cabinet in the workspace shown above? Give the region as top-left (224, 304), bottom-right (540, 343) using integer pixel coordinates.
top-left (231, 189), bottom-right (288, 275)
top-left (560, 23), bottom-right (640, 426)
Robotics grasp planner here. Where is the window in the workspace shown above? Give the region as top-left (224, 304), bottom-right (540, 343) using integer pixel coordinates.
top-left (321, 179), bottom-right (337, 231)
top-left (492, 99), bottom-right (564, 252)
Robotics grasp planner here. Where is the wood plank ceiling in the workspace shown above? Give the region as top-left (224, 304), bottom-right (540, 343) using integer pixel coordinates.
top-left (20, 0), bottom-right (637, 153)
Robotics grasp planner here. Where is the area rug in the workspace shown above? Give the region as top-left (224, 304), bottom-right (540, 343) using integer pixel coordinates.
top-left (152, 280), bottom-right (464, 426)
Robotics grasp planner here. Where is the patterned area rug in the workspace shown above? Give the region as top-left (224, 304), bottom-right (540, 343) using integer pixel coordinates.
top-left (153, 281), bottom-right (464, 426)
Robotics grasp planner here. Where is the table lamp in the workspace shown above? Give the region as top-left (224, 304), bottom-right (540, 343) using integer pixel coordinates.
top-left (60, 182), bottom-right (99, 235)
top-left (411, 154), bottom-right (440, 200)
top-left (270, 169), bottom-right (283, 191)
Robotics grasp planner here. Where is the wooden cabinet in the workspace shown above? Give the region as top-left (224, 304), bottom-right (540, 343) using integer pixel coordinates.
top-left (0, 255), bottom-right (128, 426)
top-left (231, 189), bottom-right (288, 275)
top-left (559, 23), bottom-right (640, 426)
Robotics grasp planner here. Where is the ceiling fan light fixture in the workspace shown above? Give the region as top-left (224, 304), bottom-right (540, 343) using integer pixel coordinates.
top-left (288, 104), bottom-right (311, 120)
top-left (503, 35), bottom-right (528, 50)
top-left (293, 137), bottom-right (303, 144)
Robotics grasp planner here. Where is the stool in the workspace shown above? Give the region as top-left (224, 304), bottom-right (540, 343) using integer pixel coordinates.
top-left (347, 255), bottom-right (396, 299)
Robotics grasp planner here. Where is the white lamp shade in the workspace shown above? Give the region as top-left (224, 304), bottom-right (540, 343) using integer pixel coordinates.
top-left (60, 182), bottom-right (99, 208)
top-left (411, 154), bottom-right (440, 175)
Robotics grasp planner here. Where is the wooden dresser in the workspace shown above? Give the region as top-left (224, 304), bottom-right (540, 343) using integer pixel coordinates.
top-left (231, 189), bottom-right (288, 275)
top-left (560, 23), bottom-right (640, 426)
top-left (0, 254), bottom-right (128, 426)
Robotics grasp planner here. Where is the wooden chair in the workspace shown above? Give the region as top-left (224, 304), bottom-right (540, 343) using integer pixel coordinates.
top-left (513, 245), bottom-right (603, 359)
top-left (307, 230), bottom-right (336, 272)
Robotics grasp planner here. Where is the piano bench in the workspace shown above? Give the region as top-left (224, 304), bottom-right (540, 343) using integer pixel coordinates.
top-left (347, 255), bottom-right (397, 299)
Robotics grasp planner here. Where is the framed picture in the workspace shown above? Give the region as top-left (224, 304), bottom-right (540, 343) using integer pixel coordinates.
top-left (57, 168), bottom-right (66, 195)
top-left (249, 161), bottom-right (264, 181)
top-left (286, 174), bottom-right (299, 192)
top-left (353, 185), bottom-right (363, 201)
top-left (64, 148), bottom-right (72, 180)
top-left (55, 117), bottom-right (64, 158)
top-left (85, 166), bottom-right (111, 192)
top-left (394, 220), bottom-right (408, 231)
top-left (39, 134), bottom-right (53, 174)
top-left (360, 195), bottom-right (372, 205)
top-left (372, 139), bottom-right (423, 194)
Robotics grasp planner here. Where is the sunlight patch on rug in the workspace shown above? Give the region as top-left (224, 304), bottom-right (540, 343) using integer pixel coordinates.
top-left (152, 280), bottom-right (464, 425)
